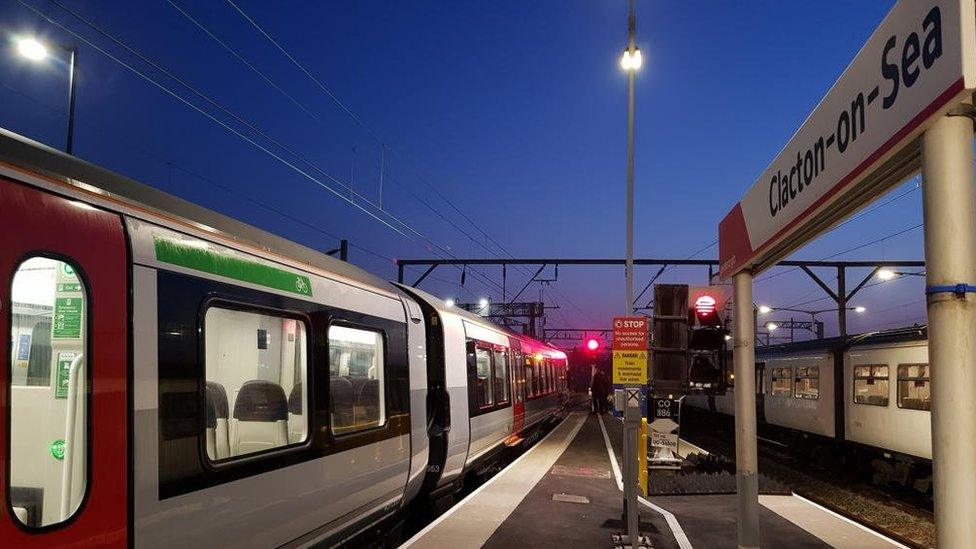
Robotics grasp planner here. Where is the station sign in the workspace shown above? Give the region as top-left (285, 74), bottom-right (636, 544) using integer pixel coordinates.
top-left (720, 0), bottom-right (976, 278)
top-left (612, 316), bottom-right (648, 385)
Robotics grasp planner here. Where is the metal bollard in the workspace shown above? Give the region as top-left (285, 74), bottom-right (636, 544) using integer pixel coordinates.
top-left (638, 418), bottom-right (648, 496)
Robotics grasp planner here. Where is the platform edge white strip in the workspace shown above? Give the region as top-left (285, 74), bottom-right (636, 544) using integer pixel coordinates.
top-left (598, 414), bottom-right (694, 549)
top-left (790, 493), bottom-right (912, 549)
top-left (399, 412), bottom-right (586, 548)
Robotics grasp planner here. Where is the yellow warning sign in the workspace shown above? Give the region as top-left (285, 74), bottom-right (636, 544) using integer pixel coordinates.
top-left (612, 350), bottom-right (648, 385)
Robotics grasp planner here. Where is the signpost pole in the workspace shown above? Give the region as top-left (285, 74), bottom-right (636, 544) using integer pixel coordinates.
top-left (612, 316), bottom-right (648, 548)
top-left (921, 112), bottom-right (976, 548)
top-left (733, 271), bottom-right (760, 549)
top-left (625, 390), bottom-right (640, 549)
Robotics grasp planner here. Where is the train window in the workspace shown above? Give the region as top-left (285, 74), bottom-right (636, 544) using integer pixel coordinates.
top-left (9, 257), bottom-right (88, 528)
top-left (204, 307), bottom-right (308, 459)
top-left (546, 360), bottom-right (554, 393)
top-left (493, 349), bottom-right (510, 404)
top-left (897, 363), bottom-right (930, 411)
top-left (794, 367), bottom-right (819, 399)
top-left (513, 350), bottom-right (525, 399)
top-left (475, 347), bottom-right (493, 407)
top-left (770, 367), bottom-right (792, 397)
top-left (329, 325), bottom-right (386, 434)
top-left (853, 364), bottom-right (889, 406)
top-left (525, 356), bottom-right (536, 397)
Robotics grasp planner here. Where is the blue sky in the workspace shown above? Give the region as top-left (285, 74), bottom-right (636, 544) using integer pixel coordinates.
top-left (0, 0), bottom-right (927, 340)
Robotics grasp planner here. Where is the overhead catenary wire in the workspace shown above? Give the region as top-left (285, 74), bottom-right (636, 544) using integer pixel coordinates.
top-left (164, 0), bottom-right (507, 293)
top-left (219, 0), bottom-right (544, 299)
top-left (0, 75), bottom-right (399, 266)
top-left (21, 0), bottom-right (507, 295)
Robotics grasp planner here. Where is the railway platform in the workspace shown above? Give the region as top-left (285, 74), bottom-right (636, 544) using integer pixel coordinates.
top-left (400, 411), bottom-right (907, 549)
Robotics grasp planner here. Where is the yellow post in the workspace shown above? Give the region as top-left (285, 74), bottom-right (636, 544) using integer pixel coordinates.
top-left (638, 418), bottom-right (648, 496)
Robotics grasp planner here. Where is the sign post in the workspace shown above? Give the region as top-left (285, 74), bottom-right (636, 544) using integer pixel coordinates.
top-left (612, 316), bottom-right (647, 548)
top-left (717, 3), bottom-right (976, 546)
top-left (649, 397), bottom-right (682, 468)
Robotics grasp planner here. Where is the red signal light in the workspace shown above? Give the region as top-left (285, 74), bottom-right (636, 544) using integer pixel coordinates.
top-left (694, 295), bottom-right (717, 317)
top-left (586, 338), bottom-right (600, 351)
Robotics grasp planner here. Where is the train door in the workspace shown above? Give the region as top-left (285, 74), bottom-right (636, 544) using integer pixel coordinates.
top-left (0, 177), bottom-right (128, 546)
top-left (511, 343), bottom-right (525, 438)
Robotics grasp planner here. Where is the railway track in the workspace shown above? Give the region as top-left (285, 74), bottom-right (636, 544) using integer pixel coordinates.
top-left (680, 427), bottom-right (935, 548)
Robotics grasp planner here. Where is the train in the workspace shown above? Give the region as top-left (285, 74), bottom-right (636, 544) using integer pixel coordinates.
top-left (0, 128), bottom-right (572, 547)
top-left (684, 325), bottom-right (934, 494)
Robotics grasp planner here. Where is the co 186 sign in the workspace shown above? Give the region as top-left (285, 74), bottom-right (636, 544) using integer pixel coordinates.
top-left (612, 316), bottom-right (648, 385)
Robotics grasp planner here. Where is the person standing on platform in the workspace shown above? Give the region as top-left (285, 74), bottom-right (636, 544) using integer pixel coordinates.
top-left (591, 368), bottom-right (611, 414)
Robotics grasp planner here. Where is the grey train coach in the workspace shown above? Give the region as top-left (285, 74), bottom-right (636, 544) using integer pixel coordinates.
top-left (0, 129), bottom-right (571, 547)
top-left (684, 326), bottom-right (934, 494)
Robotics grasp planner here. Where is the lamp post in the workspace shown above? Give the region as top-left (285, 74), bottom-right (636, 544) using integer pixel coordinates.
top-left (16, 37), bottom-right (78, 155)
top-left (619, 3), bottom-right (643, 547)
top-left (621, 0), bottom-right (641, 317)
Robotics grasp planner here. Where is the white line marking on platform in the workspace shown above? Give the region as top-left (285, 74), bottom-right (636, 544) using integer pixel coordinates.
top-left (399, 413), bottom-right (587, 548)
top-left (598, 414), bottom-right (694, 549)
top-left (790, 493), bottom-right (911, 549)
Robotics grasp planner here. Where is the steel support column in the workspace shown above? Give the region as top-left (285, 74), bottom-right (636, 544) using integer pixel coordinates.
top-left (733, 270), bottom-right (759, 549)
top-left (837, 266), bottom-right (847, 336)
top-left (922, 113), bottom-right (976, 548)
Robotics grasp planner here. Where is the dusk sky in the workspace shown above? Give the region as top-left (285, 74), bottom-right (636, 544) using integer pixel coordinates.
top-left (0, 0), bottom-right (926, 341)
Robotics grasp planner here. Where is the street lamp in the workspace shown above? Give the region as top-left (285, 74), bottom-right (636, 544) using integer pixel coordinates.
top-left (16, 37), bottom-right (46, 61)
top-left (877, 268), bottom-right (925, 281)
top-left (760, 305), bottom-right (865, 317)
top-left (765, 322), bottom-right (779, 331)
top-left (620, 47), bottom-right (643, 70)
top-left (15, 36), bottom-right (78, 154)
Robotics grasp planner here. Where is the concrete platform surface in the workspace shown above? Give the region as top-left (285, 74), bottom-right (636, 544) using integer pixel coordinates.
top-left (400, 412), bottom-right (908, 548)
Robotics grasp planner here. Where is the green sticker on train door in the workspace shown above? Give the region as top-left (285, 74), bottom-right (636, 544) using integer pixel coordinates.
top-left (55, 352), bottom-right (76, 399)
top-left (50, 439), bottom-right (66, 460)
top-left (53, 297), bottom-right (83, 339)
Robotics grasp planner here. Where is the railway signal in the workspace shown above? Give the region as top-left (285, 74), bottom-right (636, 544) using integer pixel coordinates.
top-left (585, 338), bottom-right (600, 352)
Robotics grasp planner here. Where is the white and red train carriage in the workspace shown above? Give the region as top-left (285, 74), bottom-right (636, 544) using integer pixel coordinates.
top-left (0, 128), bottom-right (570, 548)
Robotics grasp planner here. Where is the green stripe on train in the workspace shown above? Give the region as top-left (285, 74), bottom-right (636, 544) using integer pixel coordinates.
top-left (153, 236), bottom-right (313, 297)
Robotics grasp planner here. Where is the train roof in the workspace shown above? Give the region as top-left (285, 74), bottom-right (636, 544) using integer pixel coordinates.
top-left (757, 325), bottom-right (928, 358)
top-left (0, 128), bottom-right (395, 293)
top-left (396, 283), bottom-right (564, 355)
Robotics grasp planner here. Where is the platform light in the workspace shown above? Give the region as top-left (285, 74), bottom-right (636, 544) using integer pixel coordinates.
top-left (586, 338), bottom-right (600, 351)
top-left (620, 47), bottom-right (643, 71)
top-left (444, 298), bottom-right (455, 308)
top-left (877, 268), bottom-right (896, 281)
top-left (765, 322), bottom-right (778, 331)
top-left (16, 37), bottom-right (48, 61)
top-left (757, 305), bottom-right (772, 315)
top-left (854, 305), bottom-right (867, 313)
